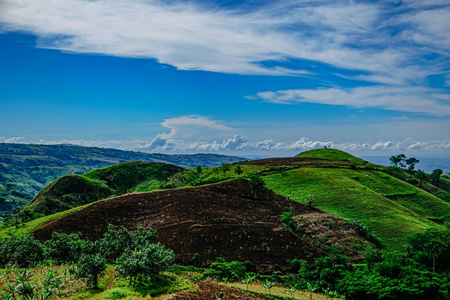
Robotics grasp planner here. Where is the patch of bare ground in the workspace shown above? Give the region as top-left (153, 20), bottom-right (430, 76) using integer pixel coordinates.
top-left (244, 157), bottom-right (359, 167)
top-left (161, 280), bottom-right (278, 300)
top-left (294, 213), bottom-right (367, 261)
top-left (33, 179), bottom-right (370, 272)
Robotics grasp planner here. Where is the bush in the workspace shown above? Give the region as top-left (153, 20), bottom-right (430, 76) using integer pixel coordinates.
top-left (0, 234), bottom-right (44, 267)
top-left (76, 253), bottom-right (107, 288)
top-left (99, 224), bottom-right (157, 262)
top-left (116, 243), bottom-right (175, 287)
top-left (203, 257), bottom-right (246, 282)
top-left (44, 232), bottom-right (97, 264)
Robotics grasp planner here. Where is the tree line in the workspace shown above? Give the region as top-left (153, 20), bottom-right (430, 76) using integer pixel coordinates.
top-left (0, 224), bottom-right (174, 298)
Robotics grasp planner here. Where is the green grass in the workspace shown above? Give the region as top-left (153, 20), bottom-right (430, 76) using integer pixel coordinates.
top-left (23, 162), bottom-right (182, 217)
top-left (263, 168), bottom-right (449, 249)
top-left (296, 148), bottom-right (365, 164)
top-left (0, 204), bottom-right (90, 237)
top-left (1, 264), bottom-right (195, 300)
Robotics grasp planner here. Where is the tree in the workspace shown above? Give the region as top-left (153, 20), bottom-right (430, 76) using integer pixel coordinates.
top-left (0, 234), bottom-right (44, 267)
top-left (221, 163), bottom-right (230, 175)
top-left (430, 169), bottom-right (443, 187)
top-left (405, 157), bottom-right (419, 171)
top-left (234, 165), bottom-right (243, 177)
top-left (389, 154), bottom-right (406, 167)
top-left (414, 169), bottom-right (428, 186)
top-left (248, 175), bottom-right (265, 196)
top-left (44, 232), bottom-right (96, 264)
top-left (116, 243), bottom-right (175, 287)
top-left (99, 224), bottom-right (133, 261)
top-left (76, 253), bottom-right (106, 288)
top-left (407, 228), bottom-right (450, 273)
top-left (196, 166), bottom-right (202, 174)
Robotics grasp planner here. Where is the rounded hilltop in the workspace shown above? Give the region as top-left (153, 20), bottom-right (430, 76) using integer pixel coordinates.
top-left (296, 148), bottom-right (365, 164)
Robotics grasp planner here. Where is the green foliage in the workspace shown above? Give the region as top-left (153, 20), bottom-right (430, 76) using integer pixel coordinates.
top-left (248, 175), bottom-right (265, 196)
top-left (99, 224), bottom-right (158, 262)
top-left (76, 253), bottom-right (107, 288)
top-left (430, 169), bottom-right (443, 187)
top-left (0, 233), bottom-right (44, 267)
top-left (390, 154), bottom-right (406, 167)
top-left (44, 232), bottom-right (96, 264)
top-left (407, 227), bottom-right (450, 273)
top-left (234, 165), bottom-right (243, 177)
top-left (196, 165), bottom-right (202, 174)
top-left (405, 157), bottom-right (420, 171)
top-left (203, 257), bottom-right (247, 282)
top-left (281, 207), bottom-right (302, 235)
top-left (116, 243), bottom-right (175, 287)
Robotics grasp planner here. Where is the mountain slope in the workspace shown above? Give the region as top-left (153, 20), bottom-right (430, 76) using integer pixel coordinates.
top-left (25, 161), bottom-right (182, 216)
top-left (263, 167), bottom-right (449, 248)
top-left (32, 179), bottom-right (374, 272)
top-left (0, 143), bottom-right (244, 220)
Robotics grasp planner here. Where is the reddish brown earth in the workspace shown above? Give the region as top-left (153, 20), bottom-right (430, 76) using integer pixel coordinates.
top-left (162, 281), bottom-right (278, 300)
top-left (33, 179), bottom-right (368, 272)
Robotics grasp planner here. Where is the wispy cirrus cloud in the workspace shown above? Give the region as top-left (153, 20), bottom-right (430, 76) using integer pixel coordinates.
top-left (0, 0), bottom-right (448, 84)
top-left (249, 85), bottom-right (450, 116)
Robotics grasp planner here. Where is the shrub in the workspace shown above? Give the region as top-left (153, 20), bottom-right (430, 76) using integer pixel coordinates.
top-left (76, 253), bottom-right (107, 288)
top-left (203, 257), bottom-right (246, 282)
top-left (116, 243), bottom-right (175, 287)
top-left (248, 175), bottom-right (265, 196)
top-left (0, 234), bottom-right (44, 267)
top-left (44, 232), bottom-right (96, 264)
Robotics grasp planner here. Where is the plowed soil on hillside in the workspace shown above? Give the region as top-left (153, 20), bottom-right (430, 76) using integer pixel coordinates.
top-left (33, 180), bottom-right (365, 272)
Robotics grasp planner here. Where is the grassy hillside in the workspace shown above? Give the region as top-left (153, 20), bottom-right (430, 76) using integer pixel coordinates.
top-left (0, 143), bottom-right (245, 221)
top-left (263, 167), bottom-right (449, 249)
top-left (24, 161), bottom-right (182, 216)
top-left (296, 148), bottom-right (366, 164)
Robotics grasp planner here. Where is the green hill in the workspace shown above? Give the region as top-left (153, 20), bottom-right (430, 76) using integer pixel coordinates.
top-left (296, 148), bottom-right (366, 164)
top-left (7, 148), bottom-right (450, 251)
top-left (263, 166), bottom-right (449, 249)
top-left (0, 143), bottom-right (245, 221)
top-left (24, 161), bottom-right (182, 216)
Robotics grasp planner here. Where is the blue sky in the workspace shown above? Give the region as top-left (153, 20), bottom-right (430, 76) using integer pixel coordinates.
top-left (0, 0), bottom-right (449, 158)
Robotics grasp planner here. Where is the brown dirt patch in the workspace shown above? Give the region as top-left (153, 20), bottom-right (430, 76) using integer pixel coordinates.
top-left (162, 280), bottom-right (278, 300)
top-left (244, 157), bottom-right (358, 167)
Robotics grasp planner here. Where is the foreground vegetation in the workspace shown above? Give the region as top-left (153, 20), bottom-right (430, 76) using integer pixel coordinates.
top-left (1, 224), bottom-right (449, 299)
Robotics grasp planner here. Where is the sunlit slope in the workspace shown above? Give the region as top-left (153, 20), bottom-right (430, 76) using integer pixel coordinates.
top-left (296, 148), bottom-right (366, 164)
top-left (25, 161), bottom-right (182, 216)
top-left (264, 167), bottom-right (449, 249)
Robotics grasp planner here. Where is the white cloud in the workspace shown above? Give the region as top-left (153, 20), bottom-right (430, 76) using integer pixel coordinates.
top-left (12, 135), bottom-right (448, 156)
top-left (0, 0), bottom-right (448, 84)
top-left (250, 85), bottom-right (450, 116)
top-left (0, 136), bottom-right (24, 143)
top-left (160, 115), bottom-right (232, 138)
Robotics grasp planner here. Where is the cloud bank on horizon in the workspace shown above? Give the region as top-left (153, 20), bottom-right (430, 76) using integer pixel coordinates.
top-left (2, 115), bottom-right (450, 156)
top-left (0, 0), bottom-right (449, 155)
